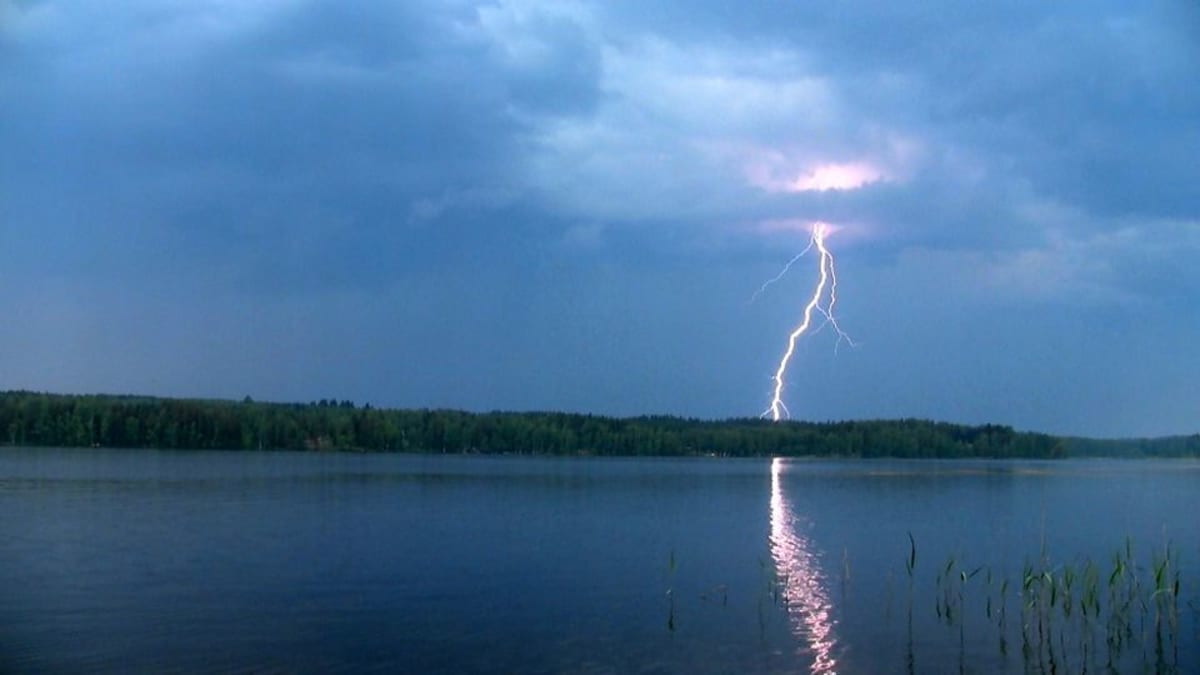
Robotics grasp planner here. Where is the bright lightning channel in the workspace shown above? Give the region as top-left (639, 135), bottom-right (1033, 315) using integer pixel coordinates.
top-left (763, 222), bottom-right (854, 422)
top-left (749, 238), bottom-right (815, 303)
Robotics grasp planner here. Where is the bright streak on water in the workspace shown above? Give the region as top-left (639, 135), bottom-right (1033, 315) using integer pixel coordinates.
top-left (769, 458), bottom-right (839, 674)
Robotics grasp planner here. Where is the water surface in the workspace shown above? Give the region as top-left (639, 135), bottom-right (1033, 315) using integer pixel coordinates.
top-left (1, 449), bottom-right (1196, 672)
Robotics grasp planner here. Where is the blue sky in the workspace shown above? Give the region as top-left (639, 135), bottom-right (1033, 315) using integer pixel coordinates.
top-left (2, 1), bottom-right (1198, 437)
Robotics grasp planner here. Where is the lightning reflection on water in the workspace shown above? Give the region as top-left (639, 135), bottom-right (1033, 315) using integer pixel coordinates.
top-left (769, 458), bottom-right (839, 674)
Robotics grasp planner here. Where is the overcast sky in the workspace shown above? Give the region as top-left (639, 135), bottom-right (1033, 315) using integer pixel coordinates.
top-left (2, 1), bottom-right (1198, 437)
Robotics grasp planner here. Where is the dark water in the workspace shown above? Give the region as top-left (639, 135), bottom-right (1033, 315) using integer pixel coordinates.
top-left (0, 449), bottom-right (1196, 673)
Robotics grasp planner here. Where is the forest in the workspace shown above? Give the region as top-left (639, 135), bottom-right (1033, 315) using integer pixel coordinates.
top-left (1059, 434), bottom-right (1200, 458)
top-left (0, 390), bottom-right (1090, 458)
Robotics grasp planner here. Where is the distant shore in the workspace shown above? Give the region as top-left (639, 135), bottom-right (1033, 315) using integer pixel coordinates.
top-left (1, 390), bottom-right (1195, 458)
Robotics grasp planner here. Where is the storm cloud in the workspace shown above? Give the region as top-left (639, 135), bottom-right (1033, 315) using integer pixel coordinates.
top-left (2, 0), bottom-right (1197, 436)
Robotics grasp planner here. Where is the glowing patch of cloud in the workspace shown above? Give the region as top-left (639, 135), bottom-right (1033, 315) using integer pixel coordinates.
top-left (748, 159), bottom-right (886, 193)
top-left (790, 162), bottom-right (884, 191)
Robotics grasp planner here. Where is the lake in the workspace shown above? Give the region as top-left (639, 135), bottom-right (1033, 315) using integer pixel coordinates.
top-left (1, 448), bottom-right (1196, 673)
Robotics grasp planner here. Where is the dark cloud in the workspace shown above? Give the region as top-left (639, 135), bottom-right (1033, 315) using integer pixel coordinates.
top-left (598, 1), bottom-right (1200, 232)
top-left (1, 0), bottom-right (1197, 435)
top-left (0, 1), bottom-right (600, 290)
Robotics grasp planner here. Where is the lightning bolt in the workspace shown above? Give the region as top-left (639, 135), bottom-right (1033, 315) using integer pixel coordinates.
top-left (749, 238), bottom-right (815, 303)
top-left (763, 222), bottom-right (854, 422)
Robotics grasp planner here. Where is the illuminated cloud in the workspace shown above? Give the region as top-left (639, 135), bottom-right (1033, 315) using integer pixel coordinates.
top-left (789, 162), bottom-right (883, 192)
top-left (737, 138), bottom-right (914, 198)
top-left (3, 0), bottom-right (1199, 435)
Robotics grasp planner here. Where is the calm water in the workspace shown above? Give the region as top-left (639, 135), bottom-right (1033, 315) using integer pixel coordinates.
top-left (1, 449), bottom-right (1196, 673)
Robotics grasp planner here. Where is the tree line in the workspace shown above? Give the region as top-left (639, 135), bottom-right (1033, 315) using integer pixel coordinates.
top-left (0, 390), bottom-right (1082, 458)
top-left (1060, 434), bottom-right (1200, 458)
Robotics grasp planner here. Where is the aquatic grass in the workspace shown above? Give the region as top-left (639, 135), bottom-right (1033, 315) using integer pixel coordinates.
top-left (1149, 541), bottom-right (1182, 665)
top-left (665, 549), bottom-right (677, 632)
top-left (904, 535), bottom-right (1191, 673)
top-left (756, 555), bottom-right (787, 639)
top-left (905, 531), bottom-right (916, 581)
top-left (671, 533), bottom-right (1195, 671)
top-left (840, 546), bottom-right (851, 591)
top-left (905, 532), bottom-right (916, 675)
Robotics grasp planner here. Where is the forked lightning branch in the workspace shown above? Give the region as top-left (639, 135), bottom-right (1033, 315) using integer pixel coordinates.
top-left (762, 222), bottom-right (854, 422)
